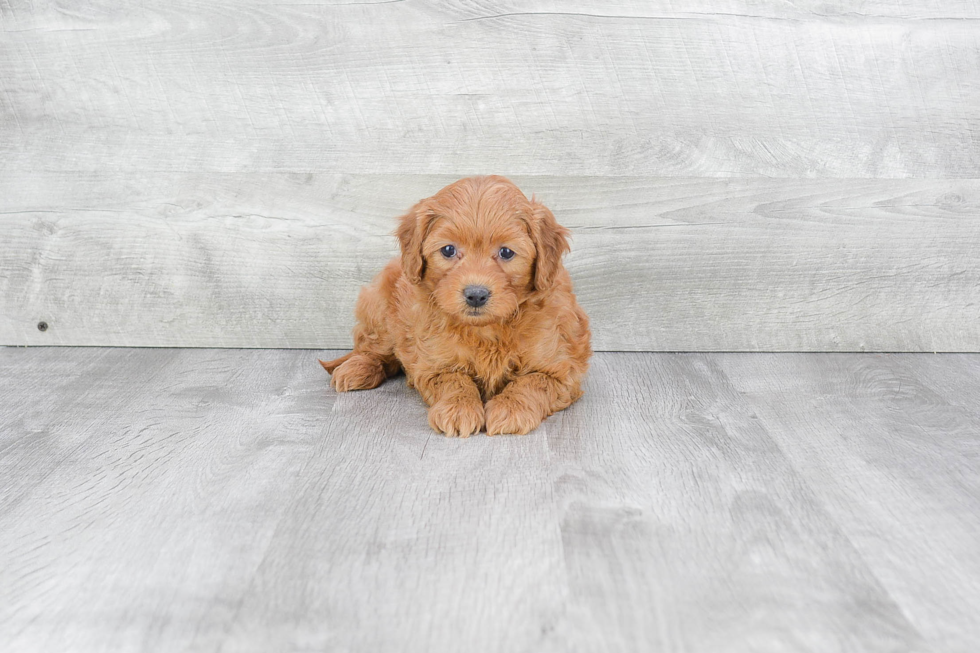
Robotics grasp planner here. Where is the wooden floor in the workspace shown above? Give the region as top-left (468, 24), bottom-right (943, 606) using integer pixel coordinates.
top-left (1, 349), bottom-right (978, 653)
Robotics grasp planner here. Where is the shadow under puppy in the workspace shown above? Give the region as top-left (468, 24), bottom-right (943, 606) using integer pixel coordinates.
top-left (320, 175), bottom-right (591, 436)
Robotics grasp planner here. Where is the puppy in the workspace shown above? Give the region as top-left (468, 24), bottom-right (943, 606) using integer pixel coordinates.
top-left (320, 176), bottom-right (591, 437)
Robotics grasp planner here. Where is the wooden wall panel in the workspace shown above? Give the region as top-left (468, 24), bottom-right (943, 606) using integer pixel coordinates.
top-left (2, 1), bottom-right (979, 177)
top-left (2, 173), bottom-right (977, 351)
top-left (2, 1), bottom-right (978, 350)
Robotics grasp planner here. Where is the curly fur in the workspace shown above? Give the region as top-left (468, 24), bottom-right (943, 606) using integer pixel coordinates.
top-left (320, 176), bottom-right (592, 437)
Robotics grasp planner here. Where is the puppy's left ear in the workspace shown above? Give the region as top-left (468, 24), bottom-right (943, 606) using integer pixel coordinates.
top-left (530, 199), bottom-right (571, 292)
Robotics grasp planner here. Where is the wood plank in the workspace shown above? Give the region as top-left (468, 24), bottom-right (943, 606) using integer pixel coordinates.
top-left (0, 348), bottom-right (175, 515)
top-left (890, 353), bottom-right (980, 421)
top-left (716, 353), bottom-right (980, 652)
top-left (550, 353), bottom-right (923, 651)
top-left (220, 366), bottom-right (570, 653)
top-left (0, 347), bottom-right (567, 652)
top-left (7, 348), bottom-right (969, 650)
top-left (2, 173), bottom-right (978, 351)
top-left (0, 349), bottom-right (345, 651)
top-left (2, 1), bottom-right (979, 177)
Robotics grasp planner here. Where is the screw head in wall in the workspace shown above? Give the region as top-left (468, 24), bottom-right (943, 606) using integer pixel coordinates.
top-left (37, 321), bottom-right (48, 332)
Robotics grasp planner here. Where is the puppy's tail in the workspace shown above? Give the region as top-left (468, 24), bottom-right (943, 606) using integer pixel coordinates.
top-left (318, 352), bottom-right (354, 374)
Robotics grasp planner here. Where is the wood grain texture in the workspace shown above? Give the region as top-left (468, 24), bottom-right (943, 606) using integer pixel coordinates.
top-left (1, 0), bottom-right (979, 177)
top-left (716, 353), bottom-right (980, 652)
top-left (4, 348), bottom-right (980, 651)
top-left (3, 1), bottom-right (979, 350)
top-left (2, 173), bottom-right (978, 351)
top-left (550, 354), bottom-right (922, 651)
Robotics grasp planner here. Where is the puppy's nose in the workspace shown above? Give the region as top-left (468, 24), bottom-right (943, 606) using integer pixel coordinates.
top-left (463, 285), bottom-right (490, 308)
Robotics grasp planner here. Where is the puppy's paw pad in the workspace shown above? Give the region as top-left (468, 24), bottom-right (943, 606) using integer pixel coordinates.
top-left (428, 398), bottom-right (485, 438)
top-left (331, 356), bottom-right (386, 392)
top-left (485, 397), bottom-right (542, 436)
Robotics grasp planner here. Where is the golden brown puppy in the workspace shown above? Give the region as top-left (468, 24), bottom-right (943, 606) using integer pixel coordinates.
top-left (320, 176), bottom-right (591, 436)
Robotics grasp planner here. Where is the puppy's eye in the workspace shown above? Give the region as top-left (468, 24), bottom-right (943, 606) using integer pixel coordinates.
top-left (440, 245), bottom-right (457, 258)
top-left (498, 247), bottom-right (515, 260)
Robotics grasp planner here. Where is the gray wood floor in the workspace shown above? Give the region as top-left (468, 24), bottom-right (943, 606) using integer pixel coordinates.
top-left (1, 348), bottom-right (978, 653)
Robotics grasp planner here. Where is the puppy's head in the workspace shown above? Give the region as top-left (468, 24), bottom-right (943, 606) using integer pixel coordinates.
top-left (396, 176), bottom-right (570, 326)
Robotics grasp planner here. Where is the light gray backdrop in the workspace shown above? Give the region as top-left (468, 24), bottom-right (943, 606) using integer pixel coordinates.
top-left (2, 1), bottom-right (978, 351)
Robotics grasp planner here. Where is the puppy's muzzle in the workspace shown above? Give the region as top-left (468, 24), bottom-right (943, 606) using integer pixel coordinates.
top-left (463, 285), bottom-right (491, 308)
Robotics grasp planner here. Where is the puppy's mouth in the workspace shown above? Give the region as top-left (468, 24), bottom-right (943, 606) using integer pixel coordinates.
top-left (461, 307), bottom-right (496, 324)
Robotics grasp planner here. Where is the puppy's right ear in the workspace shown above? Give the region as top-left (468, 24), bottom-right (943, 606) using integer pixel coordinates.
top-left (395, 203), bottom-right (436, 284)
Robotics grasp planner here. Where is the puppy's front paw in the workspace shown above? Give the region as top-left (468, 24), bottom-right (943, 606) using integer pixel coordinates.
top-left (331, 355), bottom-right (386, 392)
top-left (428, 397), bottom-right (485, 438)
top-left (485, 395), bottom-right (543, 436)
